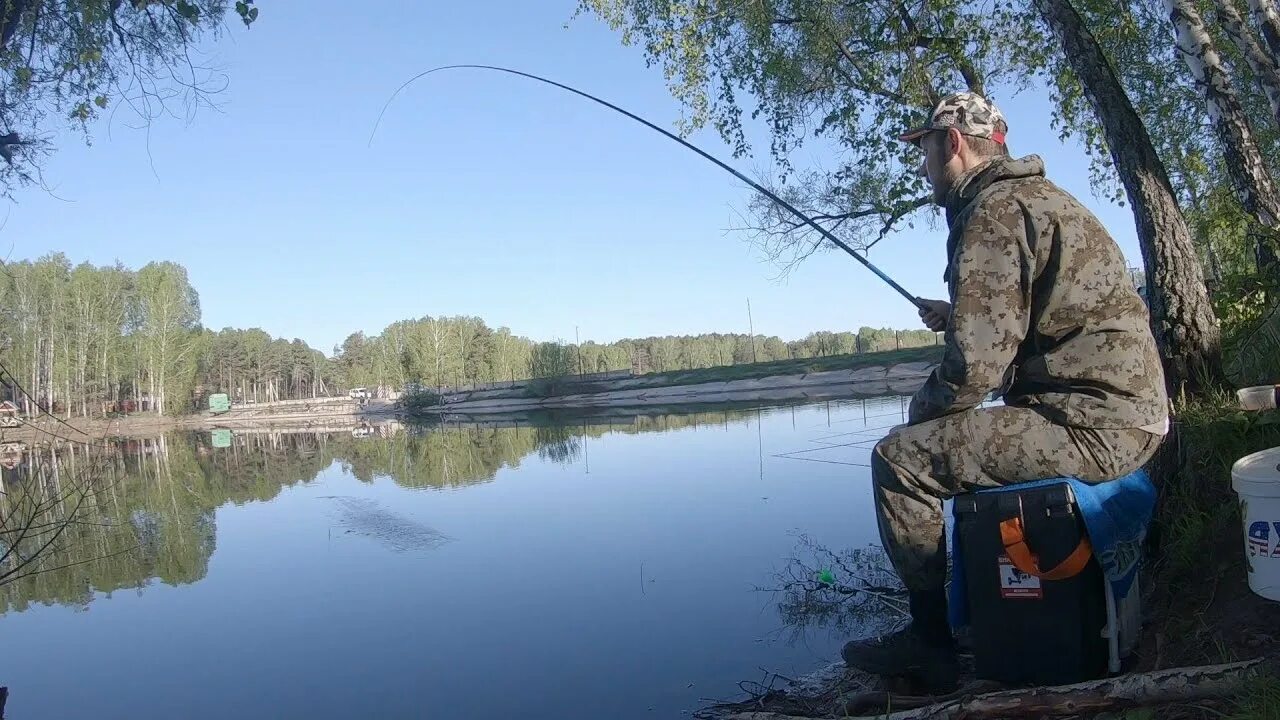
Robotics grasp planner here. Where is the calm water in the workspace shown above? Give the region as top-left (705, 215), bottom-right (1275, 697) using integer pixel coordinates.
top-left (0, 397), bottom-right (912, 719)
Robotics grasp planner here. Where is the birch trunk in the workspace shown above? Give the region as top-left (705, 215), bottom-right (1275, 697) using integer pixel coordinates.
top-left (1247, 0), bottom-right (1280, 64)
top-left (30, 337), bottom-right (38, 416)
top-left (1216, 0), bottom-right (1280, 126)
top-left (1168, 0), bottom-right (1280, 275)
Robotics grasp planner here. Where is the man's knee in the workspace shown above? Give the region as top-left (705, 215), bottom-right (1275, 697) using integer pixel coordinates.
top-left (873, 434), bottom-right (925, 499)
top-left (873, 425), bottom-right (960, 502)
top-left (871, 437), bottom-right (898, 489)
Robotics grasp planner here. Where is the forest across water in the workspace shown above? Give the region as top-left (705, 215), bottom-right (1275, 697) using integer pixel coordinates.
top-left (0, 254), bottom-right (942, 418)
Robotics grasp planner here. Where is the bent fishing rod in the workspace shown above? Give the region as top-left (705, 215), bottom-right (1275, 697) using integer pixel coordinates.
top-left (369, 64), bottom-right (926, 311)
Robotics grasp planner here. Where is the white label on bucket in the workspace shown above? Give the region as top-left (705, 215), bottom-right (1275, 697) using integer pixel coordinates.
top-left (1247, 521), bottom-right (1280, 558)
top-left (999, 555), bottom-right (1043, 599)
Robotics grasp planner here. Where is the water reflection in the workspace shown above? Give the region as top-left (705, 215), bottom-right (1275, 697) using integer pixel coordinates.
top-left (0, 397), bottom-right (920, 720)
top-left (0, 405), bottom-right (777, 615)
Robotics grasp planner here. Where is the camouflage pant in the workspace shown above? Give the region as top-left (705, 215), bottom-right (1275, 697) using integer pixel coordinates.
top-left (871, 406), bottom-right (1161, 592)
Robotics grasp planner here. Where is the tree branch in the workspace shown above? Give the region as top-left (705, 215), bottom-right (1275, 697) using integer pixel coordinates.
top-left (918, 37), bottom-right (984, 93)
top-left (830, 35), bottom-right (914, 105)
top-left (867, 195), bottom-right (933, 249)
top-left (25, 0), bottom-right (39, 66)
top-left (1246, 0), bottom-right (1280, 66)
top-left (896, 0), bottom-right (985, 93)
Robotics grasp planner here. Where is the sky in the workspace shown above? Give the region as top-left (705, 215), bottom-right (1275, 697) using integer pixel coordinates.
top-left (2, 1), bottom-right (1146, 355)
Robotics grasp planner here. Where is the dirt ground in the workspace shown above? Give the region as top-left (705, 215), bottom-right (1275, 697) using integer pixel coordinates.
top-left (1136, 515), bottom-right (1280, 674)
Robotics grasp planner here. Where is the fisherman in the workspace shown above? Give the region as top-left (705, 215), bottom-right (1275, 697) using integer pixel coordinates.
top-left (840, 92), bottom-right (1170, 691)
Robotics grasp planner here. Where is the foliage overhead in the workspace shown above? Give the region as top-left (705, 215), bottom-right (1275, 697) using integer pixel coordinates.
top-left (576, 0), bottom-right (1280, 271)
top-left (0, 0), bottom-right (259, 192)
top-left (575, 0), bottom-right (1041, 267)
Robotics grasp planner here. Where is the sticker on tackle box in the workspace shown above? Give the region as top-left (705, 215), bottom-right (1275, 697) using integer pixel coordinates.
top-left (998, 555), bottom-right (1043, 599)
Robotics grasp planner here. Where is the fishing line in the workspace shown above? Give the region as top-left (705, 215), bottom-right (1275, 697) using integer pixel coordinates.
top-left (369, 64), bottom-right (927, 311)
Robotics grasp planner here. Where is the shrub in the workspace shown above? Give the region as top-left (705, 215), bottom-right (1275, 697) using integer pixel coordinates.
top-left (398, 388), bottom-right (444, 412)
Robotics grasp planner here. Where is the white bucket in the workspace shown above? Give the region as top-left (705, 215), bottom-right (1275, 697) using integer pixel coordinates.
top-left (1231, 446), bottom-right (1280, 602)
top-left (1237, 385), bottom-right (1279, 411)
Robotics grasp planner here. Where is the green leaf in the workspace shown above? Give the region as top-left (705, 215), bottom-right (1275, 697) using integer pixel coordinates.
top-left (94, 95), bottom-right (109, 109)
top-left (236, 0), bottom-right (258, 27)
top-left (176, 0), bottom-right (200, 21)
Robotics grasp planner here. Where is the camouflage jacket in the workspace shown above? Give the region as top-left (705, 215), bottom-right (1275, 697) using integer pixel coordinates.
top-left (908, 155), bottom-right (1169, 430)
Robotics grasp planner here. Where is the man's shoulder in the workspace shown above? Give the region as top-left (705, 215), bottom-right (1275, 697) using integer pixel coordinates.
top-left (972, 173), bottom-right (1080, 212)
top-left (968, 173), bottom-right (1107, 239)
top-left (956, 175), bottom-right (1051, 233)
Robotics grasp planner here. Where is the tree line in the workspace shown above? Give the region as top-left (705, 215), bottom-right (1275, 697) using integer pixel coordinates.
top-left (0, 254), bottom-right (200, 418)
top-left (0, 254), bottom-right (349, 417)
top-left (0, 253), bottom-right (940, 417)
top-left (335, 320), bottom-right (939, 392)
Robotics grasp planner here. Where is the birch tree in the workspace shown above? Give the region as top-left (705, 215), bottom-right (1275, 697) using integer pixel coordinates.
top-left (135, 262), bottom-right (200, 416)
top-left (1216, 0), bottom-right (1280, 125)
top-left (1029, 1), bottom-right (1278, 292)
top-left (1166, 0), bottom-right (1280, 236)
top-left (1246, 0), bottom-right (1280, 62)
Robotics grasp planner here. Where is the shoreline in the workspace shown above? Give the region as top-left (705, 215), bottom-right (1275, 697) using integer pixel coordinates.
top-left (0, 399), bottom-right (400, 444)
top-left (0, 360), bottom-right (937, 443)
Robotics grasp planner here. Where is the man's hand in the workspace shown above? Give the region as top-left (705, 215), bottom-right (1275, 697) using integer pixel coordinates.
top-left (917, 298), bottom-right (951, 332)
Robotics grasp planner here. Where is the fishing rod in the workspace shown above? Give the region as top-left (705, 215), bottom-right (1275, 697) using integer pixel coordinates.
top-left (369, 64), bottom-right (927, 311)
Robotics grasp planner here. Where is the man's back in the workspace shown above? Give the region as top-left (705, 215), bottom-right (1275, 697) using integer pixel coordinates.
top-left (918, 154), bottom-right (1168, 430)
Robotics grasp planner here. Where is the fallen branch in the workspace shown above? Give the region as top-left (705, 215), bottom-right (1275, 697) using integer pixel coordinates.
top-left (723, 658), bottom-right (1266, 720)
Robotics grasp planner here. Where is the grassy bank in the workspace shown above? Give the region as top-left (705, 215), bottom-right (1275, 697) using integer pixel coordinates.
top-left (1139, 393), bottom-right (1280, 717)
top-left (632, 346), bottom-right (943, 385)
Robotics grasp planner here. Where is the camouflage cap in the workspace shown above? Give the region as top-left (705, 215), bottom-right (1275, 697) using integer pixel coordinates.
top-left (898, 92), bottom-right (1007, 146)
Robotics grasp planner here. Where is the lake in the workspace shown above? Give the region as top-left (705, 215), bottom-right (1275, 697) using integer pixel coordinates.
top-left (0, 397), bottom-right (912, 719)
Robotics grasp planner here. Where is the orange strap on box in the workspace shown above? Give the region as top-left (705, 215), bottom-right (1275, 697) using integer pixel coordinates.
top-left (998, 516), bottom-right (1093, 581)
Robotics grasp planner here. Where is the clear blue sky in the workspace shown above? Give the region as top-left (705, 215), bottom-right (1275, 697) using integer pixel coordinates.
top-left (3, 1), bottom-right (1145, 355)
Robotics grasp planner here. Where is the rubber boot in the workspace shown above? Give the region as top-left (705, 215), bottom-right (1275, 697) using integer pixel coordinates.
top-left (841, 588), bottom-right (958, 694)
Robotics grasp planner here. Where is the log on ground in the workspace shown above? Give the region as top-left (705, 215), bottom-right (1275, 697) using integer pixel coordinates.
top-left (722, 658), bottom-right (1266, 720)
